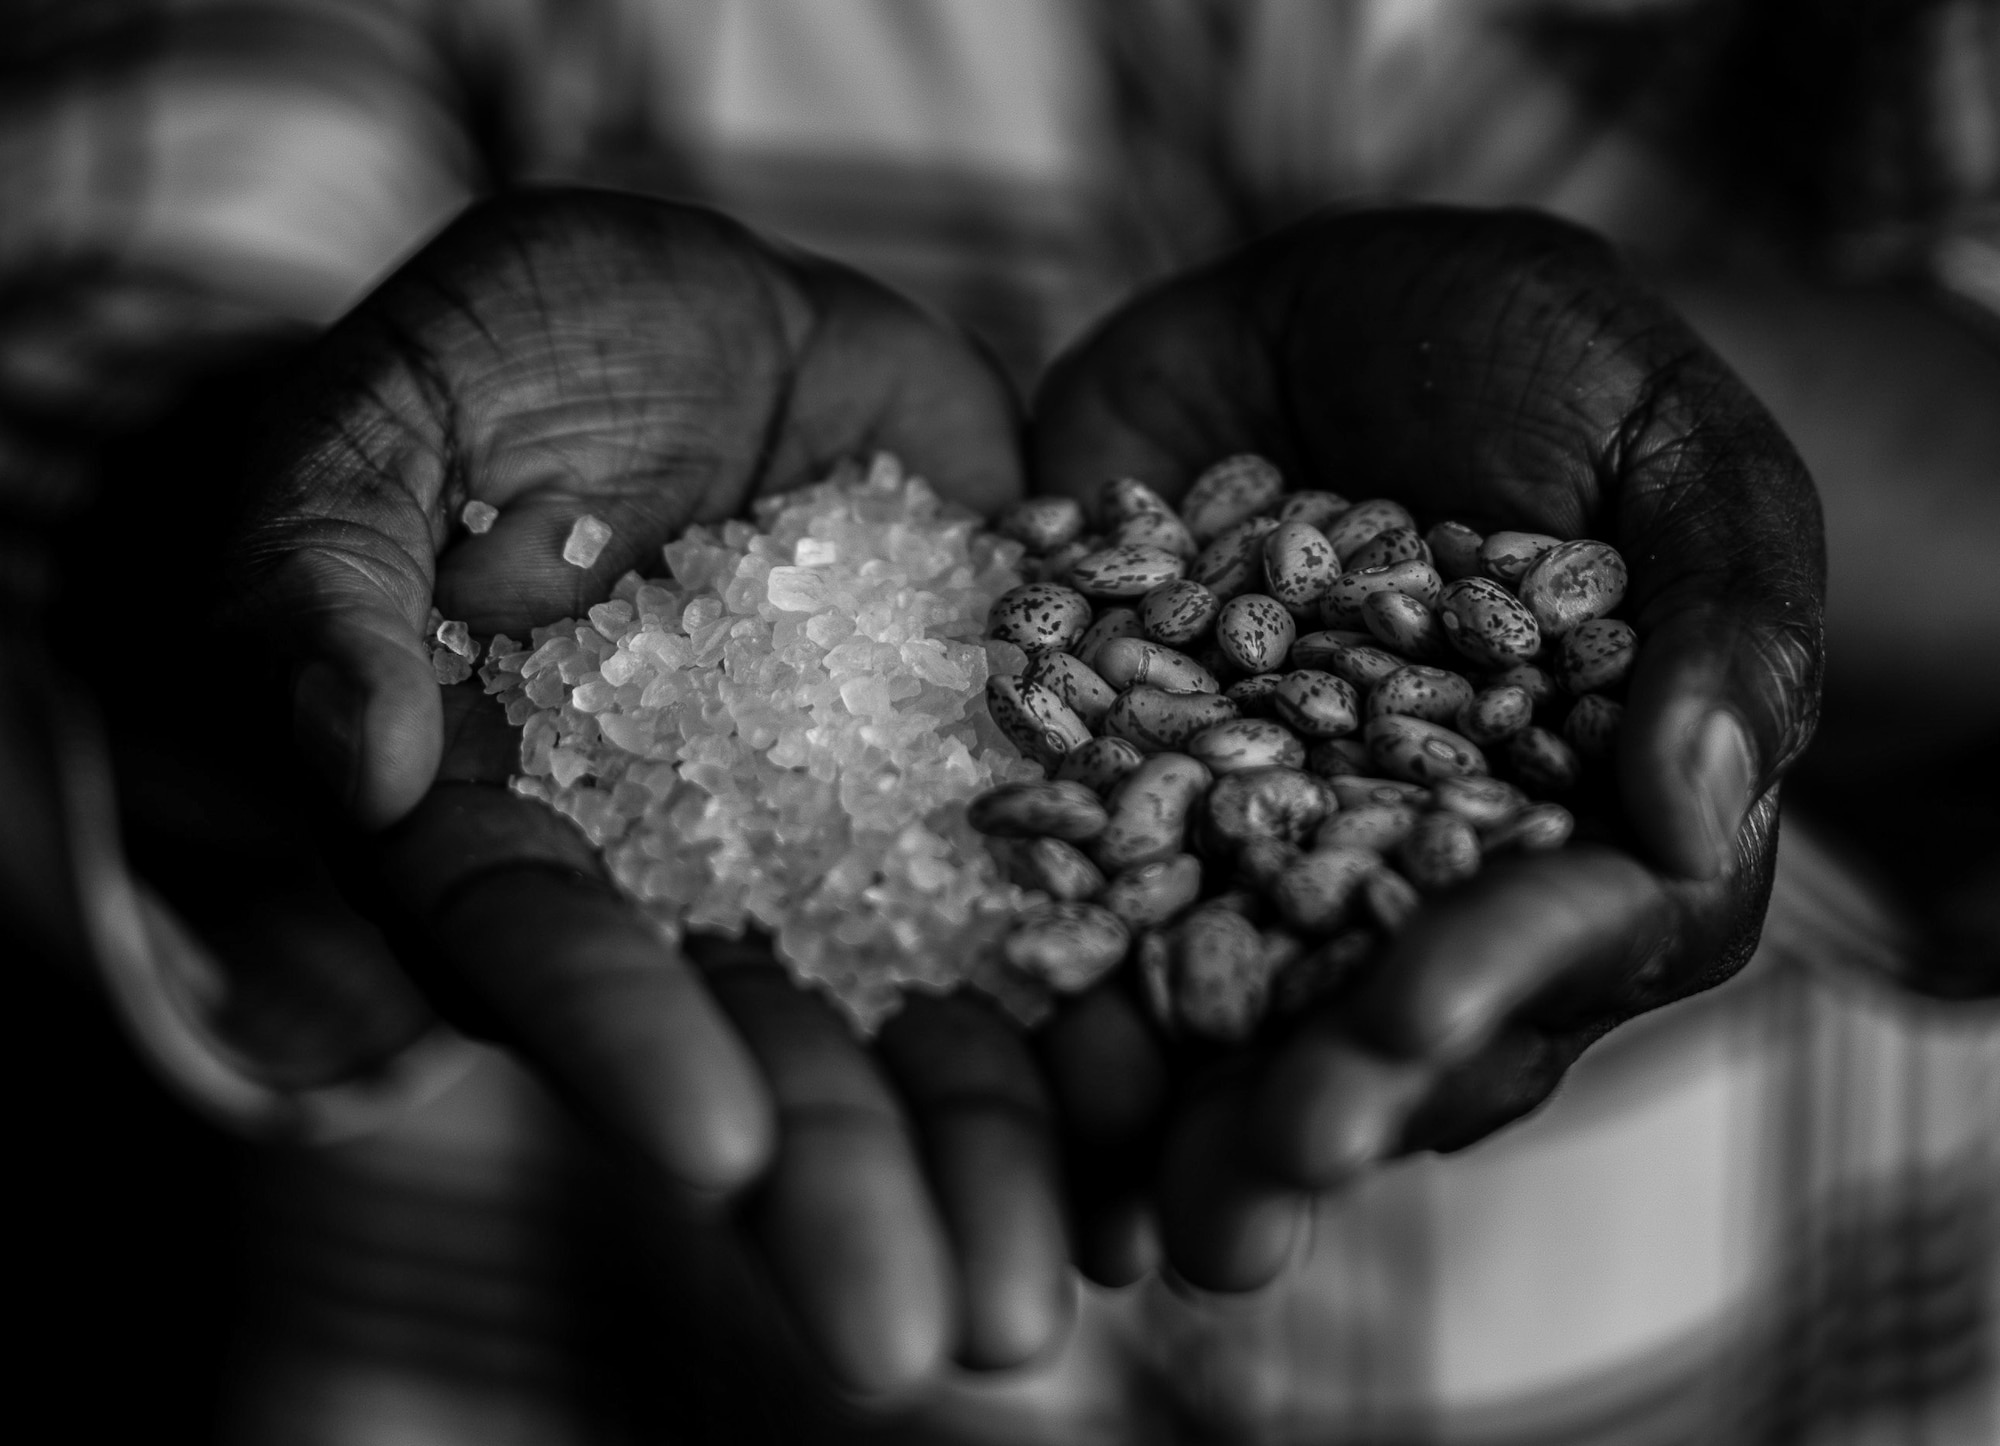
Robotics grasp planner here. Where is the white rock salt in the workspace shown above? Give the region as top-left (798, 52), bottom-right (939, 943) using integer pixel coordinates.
top-left (481, 455), bottom-right (1037, 1031)
top-left (461, 499), bottom-right (499, 534)
top-left (562, 514), bottom-right (613, 569)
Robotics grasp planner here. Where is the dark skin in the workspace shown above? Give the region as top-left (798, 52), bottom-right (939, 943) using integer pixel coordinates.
top-left (1031, 206), bottom-right (1823, 1290)
top-left (232, 192), bottom-right (1823, 1389)
top-left (229, 188), bottom-right (1069, 1396)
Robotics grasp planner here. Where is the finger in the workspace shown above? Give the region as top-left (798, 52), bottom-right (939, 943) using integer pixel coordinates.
top-left (773, 259), bottom-right (1023, 517)
top-left (1156, 1077), bottom-right (1307, 1293)
top-left (245, 512), bottom-right (442, 829)
top-left (1038, 987), bottom-right (1168, 1287)
top-left (1248, 847), bottom-right (1669, 1187)
top-left (704, 964), bottom-right (958, 1399)
top-left (374, 781), bottom-right (774, 1195)
top-left (878, 994), bottom-right (1073, 1370)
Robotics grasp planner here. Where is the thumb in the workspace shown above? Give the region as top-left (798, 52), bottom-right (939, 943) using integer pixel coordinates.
top-left (247, 509), bottom-right (444, 829)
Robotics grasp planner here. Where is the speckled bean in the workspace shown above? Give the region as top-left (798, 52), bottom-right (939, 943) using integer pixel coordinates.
top-left (1140, 579), bottom-right (1221, 646)
top-left (1367, 665), bottom-right (1476, 724)
top-left (1517, 540), bottom-right (1627, 637)
top-left (1315, 803), bottom-right (1420, 853)
top-left (988, 583), bottom-right (1094, 654)
top-left (998, 496), bottom-right (1086, 553)
top-left (1004, 901), bottom-right (1130, 992)
top-left (1095, 637), bottom-right (1220, 693)
top-left (1307, 738), bottom-right (1377, 778)
top-left (1029, 537), bottom-right (1095, 586)
top-left (1364, 868), bottom-right (1422, 933)
top-left (1479, 530), bottom-right (1561, 587)
top-left (1199, 765), bottom-right (1337, 855)
top-left (1263, 521), bottom-right (1342, 612)
top-left (1564, 693), bottom-right (1624, 759)
top-left (986, 675), bottom-right (1093, 766)
top-left (1324, 775), bottom-right (1433, 810)
top-left (1271, 846), bottom-right (1380, 934)
top-left (1223, 672), bottom-right (1285, 717)
top-left (1456, 684), bottom-right (1534, 745)
top-left (1105, 686), bottom-right (1239, 751)
top-left (1483, 800), bottom-right (1575, 853)
top-left (1074, 607), bottom-right (1146, 669)
top-left (1426, 521), bottom-right (1484, 581)
top-left (1323, 498), bottom-right (1417, 562)
top-left (1399, 812), bottom-right (1482, 891)
top-left (1068, 544), bottom-right (1187, 599)
top-left (1438, 577), bottom-right (1541, 667)
top-left (1235, 835), bottom-right (1300, 891)
top-left (1345, 525), bottom-right (1430, 572)
top-left (967, 778), bottom-right (1110, 839)
top-left (1022, 650), bottom-right (1117, 729)
top-left (1365, 715), bottom-right (1489, 784)
top-left (1095, 753), bottom-right (1212, 870)
top-left (1506, 725), bottom-right (1581, 793)
top-left (1216, 594), bottom-right (1298, 674)
top-left (1112, 508), bottom-right (1198, 560)
top-left (1099, 853), bottom-right (1205, 930)
top-left (1008, 837), bottom-right (1107, 900)
top-left (1362, 589), bottom-right (1445, 658)
top-left (1188, 718), bottom-right (1308, 774)
top-left (1168, 905), bottom-right (1275, 1041)
top-left (1487, 663), bottom-right (1559, 713)
top-left (1190, 516), bottom-right (1282, 599)
top-left (1097, 476), bottom-right (1174, 528)
top-left (1320, 560), bottom-right (1442, 626)
top-left (1055, 735), bottom-right (1147, 795)
top-left (1274, 491), bottom-right (1351, 532)
top-left (1181, 454), bottom-right (1286, 543)
top-left (1273, 669), bottom-right (1361, 738)
top-left (1430, 774), bottom-right (1529, 831)
top-left (1288, 630), bottom-right (1374, 671)
top-left (1557, 619), bottom-right (1638, 694)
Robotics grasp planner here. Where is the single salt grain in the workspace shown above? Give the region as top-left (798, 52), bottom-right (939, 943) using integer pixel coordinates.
top-left (461, 499), bottom-right (498, 534)
top-left (431, 650), bottom-right (473, 685)
top-left (795, 538), bottom-right (839, 566)
top-left (563, 514), bottom-right (613, 569)
top-left (766, 566), bottom-right (828, 612)
top-left (436, 619), bottom-right (476, 658)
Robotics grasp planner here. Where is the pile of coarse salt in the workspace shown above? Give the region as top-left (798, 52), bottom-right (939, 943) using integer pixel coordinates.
top-left (474, 455), bottom-right (1047, 1030)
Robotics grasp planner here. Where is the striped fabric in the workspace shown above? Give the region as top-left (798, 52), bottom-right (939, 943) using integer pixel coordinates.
top-left (4, 1), bottom-right (1997, 1441)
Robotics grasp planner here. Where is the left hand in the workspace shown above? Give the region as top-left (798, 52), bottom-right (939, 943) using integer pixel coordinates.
top-left (1030, 206), bottom-right (1826, 1291)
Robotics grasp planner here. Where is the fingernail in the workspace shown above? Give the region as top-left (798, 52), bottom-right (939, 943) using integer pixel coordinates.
top-left (1683, 709), bottom-right (1754, 879)
top-left (294, 660), bottom-right (361, 808)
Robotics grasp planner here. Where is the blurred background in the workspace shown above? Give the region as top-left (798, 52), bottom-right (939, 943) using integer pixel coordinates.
top-left (6, 1), bottom-right (1998, 1441)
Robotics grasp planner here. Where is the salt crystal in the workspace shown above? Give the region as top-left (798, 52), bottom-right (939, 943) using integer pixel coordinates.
top-left (765, 567), bottom-right (829, 612)
top-left (562, 514), bottom-right (613, 569)
top-left (461, 499), bottom-right (498, 534)
top-left (436, 619), bottom-right (476, 658)
top-left (489, 458), bottom-right (1028, 1032)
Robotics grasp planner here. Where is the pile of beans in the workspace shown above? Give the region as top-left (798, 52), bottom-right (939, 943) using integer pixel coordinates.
top-left (970, 455), bottom-right (1636, 1041)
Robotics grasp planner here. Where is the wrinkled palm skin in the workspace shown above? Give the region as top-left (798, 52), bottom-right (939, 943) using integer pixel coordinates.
top-left (1032, 206), bottom-right (1824, 1290)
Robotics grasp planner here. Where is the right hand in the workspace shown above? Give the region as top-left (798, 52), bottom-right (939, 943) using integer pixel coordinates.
top-left (228, 188), bottom-right (1070, 1396)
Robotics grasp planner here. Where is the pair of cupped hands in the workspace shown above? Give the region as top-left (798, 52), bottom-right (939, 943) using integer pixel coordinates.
top-left (232, 187), bottom-right (1822, 1398)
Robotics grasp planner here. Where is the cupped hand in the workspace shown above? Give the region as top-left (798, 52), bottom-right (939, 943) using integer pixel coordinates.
top-left (1032, 206), bottom-right (1825, 1291)
top-left (228, 188), bottom-right (1068, 1393)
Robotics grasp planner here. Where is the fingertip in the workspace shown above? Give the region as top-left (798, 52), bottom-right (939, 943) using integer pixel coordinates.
top-left (1621, 659), bottom-right (1758, 881)
top-left (1250, 1034), bottom-right (1432, 1188)
top-left (294, 635), bottom-right (442, 829)
top-left (1157, 1089), bottom-right (1306, 1293)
